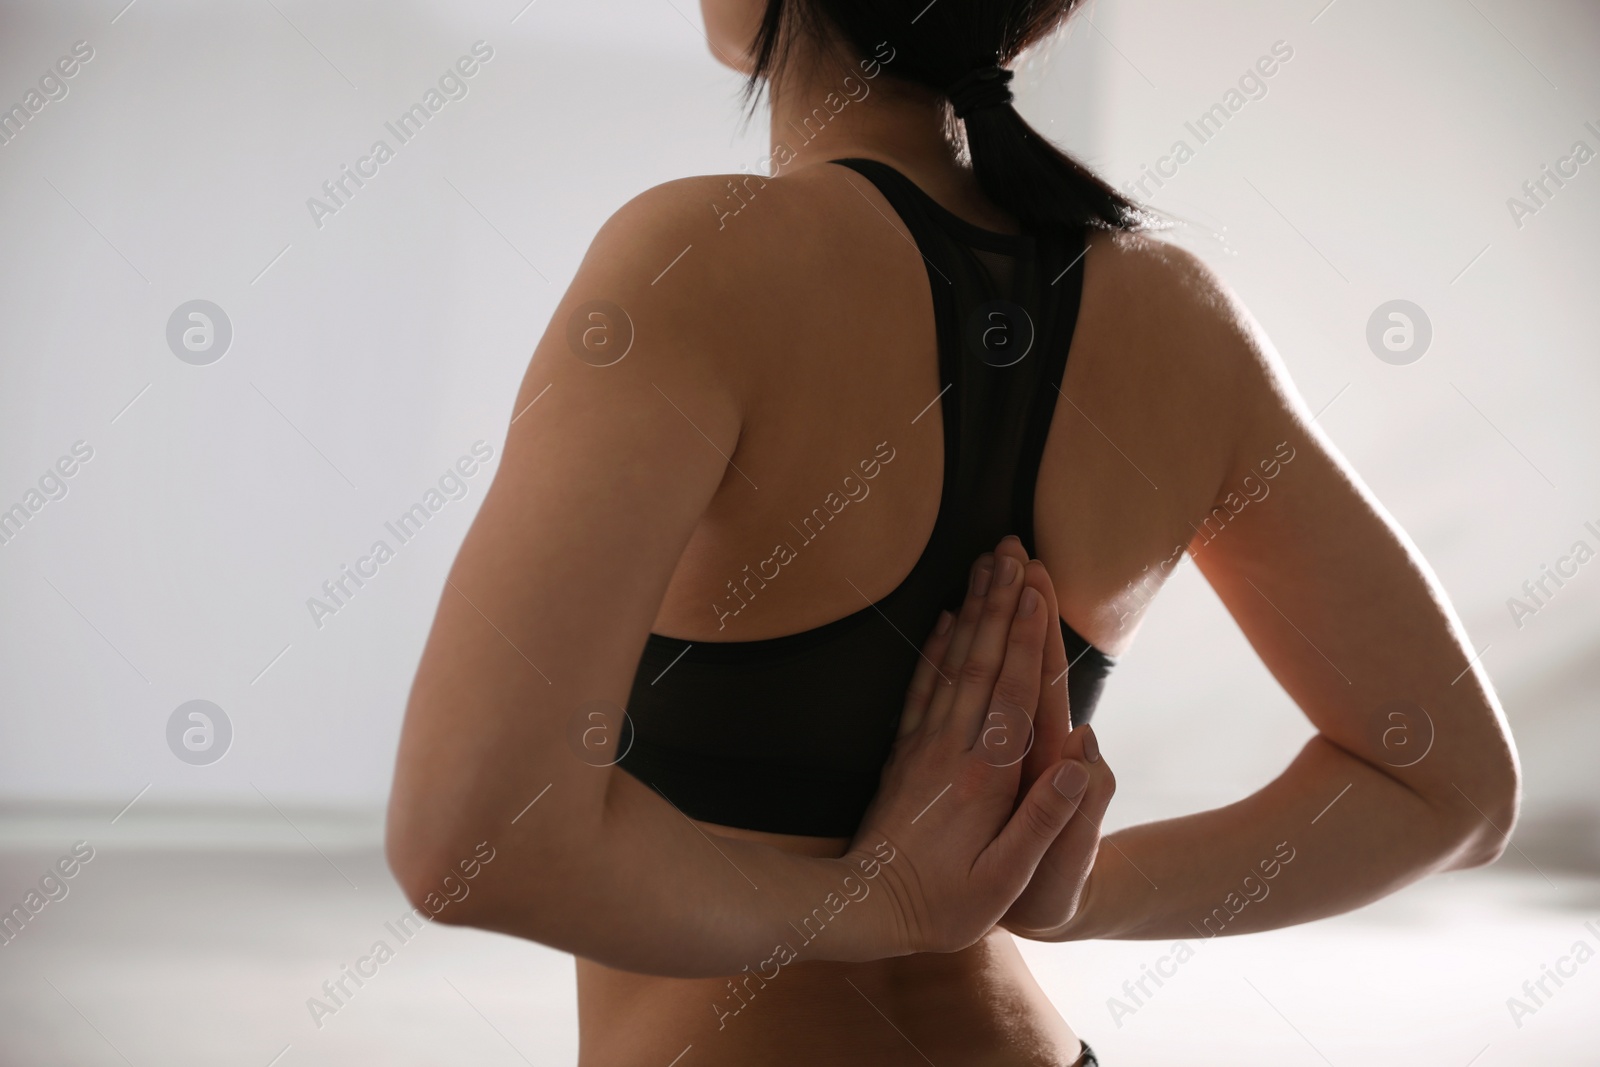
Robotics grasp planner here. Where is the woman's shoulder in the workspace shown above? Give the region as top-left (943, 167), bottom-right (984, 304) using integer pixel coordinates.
top-left (1083, 229), bottom-right (1245, 331)
top-left (589, 167), bottom-right (860, 265)
top-left (1077, 227), bottom-right (1278, 395)
top-left (564, 167), bottom-right (903, 374)
top-left (574, 169), bottom-right (866, 311)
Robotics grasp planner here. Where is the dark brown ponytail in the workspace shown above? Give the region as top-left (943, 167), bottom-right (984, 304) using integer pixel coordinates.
top-left (741, 0), bottom-right (1162, 236)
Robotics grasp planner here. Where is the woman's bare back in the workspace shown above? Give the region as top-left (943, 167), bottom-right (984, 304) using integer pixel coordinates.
top-left (573, 158), bottom-right (1245, 1067)
top-left (645, 159), bottom-right (1237, 659)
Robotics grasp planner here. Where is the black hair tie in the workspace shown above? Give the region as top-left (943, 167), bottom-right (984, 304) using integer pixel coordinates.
top-left (946, 65), bottom-right (1014, 119)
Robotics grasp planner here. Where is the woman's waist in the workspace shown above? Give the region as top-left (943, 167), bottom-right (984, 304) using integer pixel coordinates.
top-left (575, 927), bottom-right (1083, 1067)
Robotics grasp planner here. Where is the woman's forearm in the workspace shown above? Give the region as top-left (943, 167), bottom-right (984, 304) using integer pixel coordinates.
top-left (410, 769), bottom-right (904, 978)
top-left (1050, 735), bottom-right (1493, 942)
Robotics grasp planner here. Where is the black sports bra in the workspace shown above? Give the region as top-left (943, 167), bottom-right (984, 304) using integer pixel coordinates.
top-left (616, 157), bottom-right (1113, 837)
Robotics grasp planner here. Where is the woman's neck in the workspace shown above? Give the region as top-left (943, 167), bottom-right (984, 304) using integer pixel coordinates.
top-left (754, 34), bottom-right (1021, 233)
top-left (763, 42), bottom-right (962, 179)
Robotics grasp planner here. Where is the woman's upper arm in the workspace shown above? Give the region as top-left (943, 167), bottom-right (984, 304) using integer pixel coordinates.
top-left (1169, 251), bottom-right (1521, 851)
top-left (386, 180), bottom-right (748, 886)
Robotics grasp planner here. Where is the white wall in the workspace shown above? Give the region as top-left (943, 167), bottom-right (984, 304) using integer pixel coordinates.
top-left (0, 0), bottom-right (1594, 854)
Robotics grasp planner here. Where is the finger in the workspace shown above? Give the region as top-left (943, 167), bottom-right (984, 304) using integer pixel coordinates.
top-left (1028, 749), bottom-right (1116, 899)
top-left (1038, 570), bottom-right (1070, 711)
top-left (974, 757), bottom-right (1093, 895)
top-left (899, 610), bottom-right (955, 737)
top-left (942, 536), bottom-right (1026, 677)
top-left (1072, 751), bottom-right (1115, 833)
top-left (1020, 564), bottom-right (1070, 786)
top-left (922, 553), bottom-right (994, 733)
top-left (1058, 722), bottom-right (1101, 765)
top-left (939, 553), bottom-right (995, 673)
top-left (946, 541), bottom-right (1037, 745)
top-left (971, 563), bottom-right (1052, 766)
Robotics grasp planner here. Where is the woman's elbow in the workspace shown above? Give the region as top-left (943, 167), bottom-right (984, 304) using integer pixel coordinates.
top-left (384, 802), bottom-right (502, 929)
top-left (1441, 747), bottom-right (1523, 869)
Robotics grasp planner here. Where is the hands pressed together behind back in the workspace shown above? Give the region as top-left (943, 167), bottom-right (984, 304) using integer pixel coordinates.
top-left (847, 535), bottom-right (1116, 956)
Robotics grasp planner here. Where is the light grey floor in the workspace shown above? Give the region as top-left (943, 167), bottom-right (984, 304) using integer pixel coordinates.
top-left (1, 842), bottom-right (1596, 1066)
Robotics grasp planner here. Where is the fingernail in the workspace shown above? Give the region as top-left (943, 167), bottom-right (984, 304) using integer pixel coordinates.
top-left (1081, 725), bottom-right (1099, 763)
top-left (996, 556), bottom-right (1019, 587)
top-left (1053, 761), bottom-right (1089, 799)
top-left (1017, 588), bottom-right (1040, 618)
top-left (972, 558), bottom-right (994, 596)
top-left (935, 610), bottom-right (953, 635)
